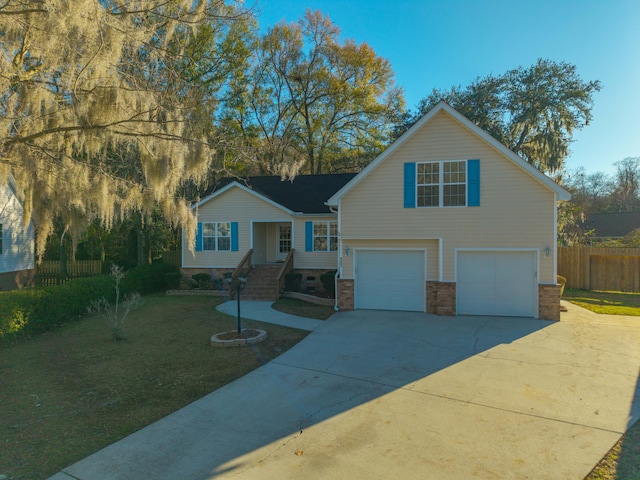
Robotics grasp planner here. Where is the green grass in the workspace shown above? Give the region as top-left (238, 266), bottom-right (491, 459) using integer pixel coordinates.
top-left (271, 297), bottom-right (336, 320)
top-left (0, 295), bottom-right (308, 480)
top-left (585, 420), bottom-right (640, 480)
top-left (563, 289), bottom-right (640, 316)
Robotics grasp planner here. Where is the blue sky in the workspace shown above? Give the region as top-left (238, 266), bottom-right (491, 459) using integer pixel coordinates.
top-left (255, 0), bottom-right (639, 176)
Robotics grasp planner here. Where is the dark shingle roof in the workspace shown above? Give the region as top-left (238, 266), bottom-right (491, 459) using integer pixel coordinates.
top-left (584, 211), bottom-right (640, 238)
top-left (203, 173), bottom-right (358, 214)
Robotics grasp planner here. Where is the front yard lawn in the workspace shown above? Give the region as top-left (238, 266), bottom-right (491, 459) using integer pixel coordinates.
top-left (0, 295), bottom-right (308, 480)
top-left (563, 289), bottom-right (640, 316)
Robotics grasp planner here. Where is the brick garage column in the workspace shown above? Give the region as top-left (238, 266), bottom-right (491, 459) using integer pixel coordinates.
top-left (337, 279), bottom-right (354, 311)
top-left (538, 284), bottom-right (561, 321)
top-left (426, 281), bottom-right (456, 316)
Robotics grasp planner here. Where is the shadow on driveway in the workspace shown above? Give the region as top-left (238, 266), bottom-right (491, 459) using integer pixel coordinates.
top-left (53, 309), bottom-right (640, 480)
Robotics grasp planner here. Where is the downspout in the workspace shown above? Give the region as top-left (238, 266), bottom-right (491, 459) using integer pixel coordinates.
top-left (330, 204), bottom-right (340, 311)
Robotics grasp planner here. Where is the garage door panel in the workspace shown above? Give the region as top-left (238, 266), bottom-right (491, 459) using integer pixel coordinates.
top-left (356, 250), bottom-right (425, 312)
top-left (457, 251), bottom-right (536, 317)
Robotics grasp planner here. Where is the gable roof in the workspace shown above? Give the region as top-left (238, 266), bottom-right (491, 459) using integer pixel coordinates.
top-left (327, 101), bottom-right (570, 206)
top-left (196, 173), bottom-right (358, 214)
top-left (584, 211), bottom-right (640, 238)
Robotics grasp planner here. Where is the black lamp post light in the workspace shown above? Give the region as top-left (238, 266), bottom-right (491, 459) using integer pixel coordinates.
top-left (226, 272), bottom-right (248, 334)
top-left (211, 272), bottom-right (267, 347)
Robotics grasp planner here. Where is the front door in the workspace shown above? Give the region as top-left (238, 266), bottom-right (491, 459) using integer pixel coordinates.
top-left (277, 225), bottom-right (292, 261)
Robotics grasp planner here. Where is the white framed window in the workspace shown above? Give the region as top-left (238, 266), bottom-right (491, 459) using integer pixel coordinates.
top-left (417, 160), bottom-right (466, 207)
top-left (203, 222), bottom-right (231, 251)
top-left (313, 221), bottom-right (338, 252)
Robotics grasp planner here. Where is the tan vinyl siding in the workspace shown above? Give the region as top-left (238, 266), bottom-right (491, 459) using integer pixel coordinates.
top-left (341, 239), bottom-right (439, 281)
top-left (293, 217), bottom-right (339, 270)
top-left (183, 187), bottom-right (292, 268)
top-left (183, 186), bottom-right (338, 270)
top-left (340, 110), bottom-right (557, 283)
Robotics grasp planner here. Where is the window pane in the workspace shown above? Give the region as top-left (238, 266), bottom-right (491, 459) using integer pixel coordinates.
top-left (314, 237), bottom-right (327, 251)
top-left (217, 222), bottom-right (230, 237)
top-left (418, 163), bottom-right (439, 185)
top-left (314, 223), bottom-right (327, 236)
top-left (330, 222), bottom-right (338, 235)
top-left (203, 237), bottom-right (216, 250)
top-left (417, 185), bottom-right (439, 207)
top-left (329, 237), bottom-right (337, 251)
top-left (443, 184), bottom-right (466, 206)
top-left (217, 237), bottom-right (231, 251)
top-left (203, 223), bottom-right (215, 236)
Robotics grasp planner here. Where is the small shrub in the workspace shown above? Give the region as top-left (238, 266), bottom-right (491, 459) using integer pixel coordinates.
top-left (88, 265), bottom-right (143, 341)
top-left (192, 273), bottom-right (212, 289)
top-left (557, 275), bottom-right (567, 296)
top-left (284, 272), bottom-right (302, 292)
top-left (320, 270), bottom-right (337, 296)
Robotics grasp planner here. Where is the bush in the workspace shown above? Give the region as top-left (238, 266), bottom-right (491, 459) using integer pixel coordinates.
top-left (284, 272), bottom-right (302, 292)
top-left (192, 273), bottom-right (212, 289)
top-left (164, 272), bottom-right (182, 290)
top-left (120, 262), bottom-right (179, 295)
top-left (320, 270), bottom-right (337, 296)
top-left (0, 275), bottom-right (114, 342)
top-left (0, 262), bottom-right (179, 342)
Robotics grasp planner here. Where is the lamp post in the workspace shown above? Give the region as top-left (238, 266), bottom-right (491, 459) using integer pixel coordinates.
top-left (226, 273), bottom-right (248, 334)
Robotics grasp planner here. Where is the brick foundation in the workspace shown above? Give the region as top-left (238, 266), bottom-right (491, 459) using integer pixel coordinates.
top-left (538, 283), bottom-right (561, 321)
top-left (426, 281), bottom-right (456, 316)
top-left (0, 268), bottom-right (35, 291)
top-left (337, 278), bottom-right (354, 310)
top-left (292, 269), bottom-right (336, 296)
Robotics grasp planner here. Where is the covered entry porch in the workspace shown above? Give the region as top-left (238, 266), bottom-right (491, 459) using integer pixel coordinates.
top-left (251, 221), bottom-right (293, 265)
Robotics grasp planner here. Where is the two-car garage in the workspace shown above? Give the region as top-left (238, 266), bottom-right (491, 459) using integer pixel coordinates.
top-left (353, 249), bottom-right (537, 317)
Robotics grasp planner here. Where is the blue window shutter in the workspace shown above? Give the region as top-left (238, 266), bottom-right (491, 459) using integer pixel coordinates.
top-left (305, 221), bottom-right (313, 252)
top-left (231, 222), bottom-right (238, 251)
top-left (468, 159), bottom-right (480, 207)
top-left (404, 162), bottom-right (416, 208)
top-left (196, 222), bottom-right (203, 251)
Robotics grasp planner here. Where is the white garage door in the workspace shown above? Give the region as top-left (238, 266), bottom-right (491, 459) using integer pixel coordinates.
top-left (457, 251), bottom-right (536, 317)
top-left (355, 250), bottom-right (425, 311)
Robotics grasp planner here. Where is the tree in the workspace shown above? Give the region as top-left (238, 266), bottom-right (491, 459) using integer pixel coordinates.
top-left (563, 166), bottom-right (613, 214)
top-left (400, 59), bottom-right (601, 174)
top-left (610, 157), bottom-right (640, 212)
top-left (0, 0), bottom-right (252, 256)
top-left (223, 9), bottom-right (404, 176)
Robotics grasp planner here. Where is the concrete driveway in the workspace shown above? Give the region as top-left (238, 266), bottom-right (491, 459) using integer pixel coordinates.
top-left (50, 302), bottom-right (640, 479)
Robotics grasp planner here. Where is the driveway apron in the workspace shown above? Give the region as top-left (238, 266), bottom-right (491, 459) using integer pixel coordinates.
top-left (50, 302), bottom-right (640, 480)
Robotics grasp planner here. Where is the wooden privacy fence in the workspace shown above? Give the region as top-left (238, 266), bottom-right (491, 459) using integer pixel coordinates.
top-left (558, 247), bottom-right (640, 292)
top-left (162, 250), bottom-right (181, 267)
top-left (38, 260), bottom-right (104, 276)
top-left (36, 260), bottom-right (104, 287)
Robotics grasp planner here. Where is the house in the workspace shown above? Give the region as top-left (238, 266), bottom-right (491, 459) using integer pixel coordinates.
top-left (583, 211), bottom-right (640, 244)
top-left (0, 177), bottom-right (35, 290)
top-left (182, 101), bottom-right (570, 320)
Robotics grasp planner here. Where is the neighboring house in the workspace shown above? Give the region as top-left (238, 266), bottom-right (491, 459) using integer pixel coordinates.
top-left (583, 211), bottom-right (640, 244)
top-left (182, 101), bottom-right (570, 320)
top-left (0, 178), bottom-right (35, 290)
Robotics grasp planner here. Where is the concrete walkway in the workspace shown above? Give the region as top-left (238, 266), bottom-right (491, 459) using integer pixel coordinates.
top-left (49, 301), bottom-right (640, 479)
top-left (215, 300), bottom-right (324, 331)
